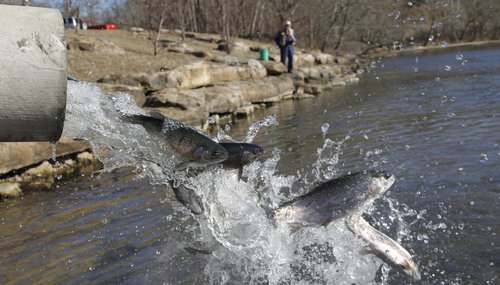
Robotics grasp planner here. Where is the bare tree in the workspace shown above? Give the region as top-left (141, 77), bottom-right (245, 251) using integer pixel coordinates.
top-left (101, 0), bottom-right (500, 53)
top-left (85, 0), bottom-right (100, 23)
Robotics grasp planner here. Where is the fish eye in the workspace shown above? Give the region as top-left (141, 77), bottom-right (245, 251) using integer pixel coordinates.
top-left (211, 150), bottom-right (221, 157)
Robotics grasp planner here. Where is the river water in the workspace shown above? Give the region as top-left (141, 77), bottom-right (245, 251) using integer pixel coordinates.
top-left (1, 46), bottom-right (499, 284)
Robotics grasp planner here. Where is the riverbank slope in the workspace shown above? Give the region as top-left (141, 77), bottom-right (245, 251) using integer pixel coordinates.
top-left (2, 28), bottom-right (375, 198)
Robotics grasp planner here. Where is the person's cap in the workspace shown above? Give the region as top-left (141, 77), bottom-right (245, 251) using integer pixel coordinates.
top-left (285, 21), bottom-right (291, 26)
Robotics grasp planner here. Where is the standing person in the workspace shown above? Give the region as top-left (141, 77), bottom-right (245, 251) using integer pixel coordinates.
top-left (275, 20), bottom-right (296, 73)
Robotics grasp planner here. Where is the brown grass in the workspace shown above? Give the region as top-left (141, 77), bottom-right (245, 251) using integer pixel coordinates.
top-left (66, 29), bottom-right (272, 82)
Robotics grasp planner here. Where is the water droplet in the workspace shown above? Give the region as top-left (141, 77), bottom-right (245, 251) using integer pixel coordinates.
top-left (479, 153), bottom-right (488, 163)
top-left (440, 41), bottom-right (447, 48)
top-left (156, 250), bottom-right (161, 255)
top-left (322, 109), bottom-right (327, 114)
top-left (457, 223), bottom-right (465, 230)
top-left (404, 145), bottom-right (411, 151)
top-left (102, 218), bottom-right (108, 224)
top-left (435, 76), bottom-right (441, 82)
top-left (470, 201), bottom-right (475, 206)
top-left (363, 134), bottom-right (368, 140)
top-left (444, 65), bottom-right (451, 71)
top-left (224, 125), bottom-right (231, 132)
top-left (455, 54), bottom-right (463, 60)
top-left (321, 123), bottom-right (329, 135)
top-left (447, 112), bottom-right (456, 117)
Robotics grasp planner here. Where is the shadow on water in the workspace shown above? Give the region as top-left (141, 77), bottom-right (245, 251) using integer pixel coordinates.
top-left (1, 44), bottom-right (499, 284)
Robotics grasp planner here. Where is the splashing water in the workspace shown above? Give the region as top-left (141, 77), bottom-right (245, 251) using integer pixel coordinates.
top-left (63, 81), bottom-right (415, 284)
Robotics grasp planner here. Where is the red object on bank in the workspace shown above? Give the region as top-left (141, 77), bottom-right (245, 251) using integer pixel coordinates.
top-left (87, 23), bottom-right (117, 30)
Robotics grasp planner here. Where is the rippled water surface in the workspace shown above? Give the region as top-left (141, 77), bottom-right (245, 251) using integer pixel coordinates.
top-left (1, 46), bottom-right (499, 284)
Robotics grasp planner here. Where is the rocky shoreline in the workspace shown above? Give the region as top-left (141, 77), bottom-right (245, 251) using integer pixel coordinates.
top-left (0, 138), bottom-right (102, 198)
top-left (93, 38), bottom-right (374, 128)
top-left (1, 29), bottom-right (375, 199)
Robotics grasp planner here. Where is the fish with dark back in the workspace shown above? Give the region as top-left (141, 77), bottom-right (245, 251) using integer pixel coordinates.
top-left (122, 112), bottom-right (228, 170)
top-left (274, 171), bottom-right (421, 281)
top-left (122, 112), bottom-right (265, 215)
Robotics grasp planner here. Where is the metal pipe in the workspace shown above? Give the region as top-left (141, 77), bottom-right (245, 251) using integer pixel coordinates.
top-left (0, 4), bottom-right (67, 142)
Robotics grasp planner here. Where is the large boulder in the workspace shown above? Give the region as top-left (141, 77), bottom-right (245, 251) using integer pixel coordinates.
top-left (145, 76), bottom-right (294, 115)
top-left (145, 88), bottom-right (206, 110)
top-left (295, 53), bottom-right (315, 68)
top-left (237, 76), bottom-right (295, 103)
top-left (0, 137), bottom-right (92, 175)
top-left (260, 60), bottom-right (287, 75)
top-left (204, 85), bottom-right (244, 113)
top-left (313, 52), bottom-right (334, 64)
top-left (299, 65), bottom-right (344, 81)
top-left (248, 59), bottom-right (268, 79)
top-left (166, 62), bottom-right (213, 89)
top-left (166, 61), bottom-right (267, 89)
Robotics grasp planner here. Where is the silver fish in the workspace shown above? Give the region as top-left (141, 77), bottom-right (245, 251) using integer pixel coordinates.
top-left (346, 213), bottom-right (421, 281)
top-left (274, 170), bottom-right (421, 280)
top-left (274, 171), bottom-right (395, 229)
top-left (122, 112), bottom-right (228, 170)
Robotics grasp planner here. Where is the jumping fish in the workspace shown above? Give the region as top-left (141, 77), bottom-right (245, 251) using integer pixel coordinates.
top-left (273, 170), bottom-right (421, 280)
top-left (122, 112), bottom-right (228, 170)
top-left (346, 213), bottom-right (421, 281)
top-left (274, 171), bottom-right (395, 229)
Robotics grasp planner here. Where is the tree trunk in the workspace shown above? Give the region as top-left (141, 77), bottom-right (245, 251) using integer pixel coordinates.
top-left (333, 0), bottom-right (351, 50)
top-left (250, 0), bottom-right (263, 38)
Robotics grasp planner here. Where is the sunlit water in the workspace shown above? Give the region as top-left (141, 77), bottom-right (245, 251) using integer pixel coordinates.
top-left (1, 46), bottom-right (499, 284)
